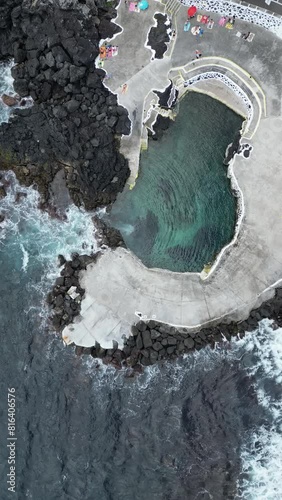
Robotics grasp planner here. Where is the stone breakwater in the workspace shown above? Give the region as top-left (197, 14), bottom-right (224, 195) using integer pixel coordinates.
top-left (48, 220), bottom-right (125, 331)
top-left (72, 287), bottom-right (282, 372)
top-left (0, 0), bottom-right (131, 210)
top-left (48, 245), bottom-right (282, 372)
top-left (47, 253), bottom-right (98, 331)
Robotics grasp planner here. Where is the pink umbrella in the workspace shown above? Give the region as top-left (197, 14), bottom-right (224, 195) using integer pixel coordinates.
top-left (187, 5), bottom-right (197, 17)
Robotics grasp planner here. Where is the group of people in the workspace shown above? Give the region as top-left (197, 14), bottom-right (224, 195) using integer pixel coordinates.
top-left (185, 13), bottom-right (217, 38)
top-left (99, 44), bottom-right (118, 60)
top-left (185, 10), bottom-right (254, 42)
top-left (190, 25), bottom-right (205, 37)
top-left (228, 15), bottom-right (236, 25)
top-left (217, 14), bottom-right (236, 28)
top-left (186, 12), bottom-right (253, 60)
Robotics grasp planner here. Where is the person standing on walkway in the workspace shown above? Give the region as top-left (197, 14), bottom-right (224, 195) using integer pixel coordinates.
top-left (230, 15), bottom-right (236, 25)
top-left (242, 31), bottom-right (250, 40)
top-left (196, 27), bottom-right (204, 40)
top-left (195, 49), bottom-right (202, 58)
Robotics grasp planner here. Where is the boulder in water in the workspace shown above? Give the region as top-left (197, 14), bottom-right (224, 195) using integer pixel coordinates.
top-left (1, 94), bottom-right (19, 106)
top-left (58, 254), bottom-right (66, 267)
top-left (15, 191), bottom-right (27, 202)
top-left (0, 186), bottom-right (7, 199)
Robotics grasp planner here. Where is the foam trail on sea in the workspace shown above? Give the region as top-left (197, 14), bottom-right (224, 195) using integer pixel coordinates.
top-left (235, 319), bottom-right (282, 499)
top-left (82, 317), bottom-right (282, 498)
top-left (143, 323), bottom-right (282, 500)
top-left (1, 68), bottom-right (281, 495)
top-left (20, 243), bottom-right (29, 272)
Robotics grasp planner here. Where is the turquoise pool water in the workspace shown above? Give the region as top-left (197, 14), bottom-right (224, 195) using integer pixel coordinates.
top-left (109, 92), bottom-right (242, 272)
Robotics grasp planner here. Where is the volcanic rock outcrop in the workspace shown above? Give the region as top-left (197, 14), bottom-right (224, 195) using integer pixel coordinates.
top-left (148, 13), bottom-right (171, 59)
top-left (0, 0), bottom-right (131, 209)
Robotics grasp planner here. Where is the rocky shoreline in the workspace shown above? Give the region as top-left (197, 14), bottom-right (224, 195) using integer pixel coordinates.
top-left (47, 216), bottom-right (125, 332)
top-left (46, 82), bottom-right (258, 373)
top-left (51, 247), bottom-right (282, 372)
top-left (2, 1), bottom-right (281, 374)
top-left (47, 240), bottom-right (282, 373)
top-left (47, 252), bottom-right (98, 331)
top-left (0, 0), bottom-right (131, 211)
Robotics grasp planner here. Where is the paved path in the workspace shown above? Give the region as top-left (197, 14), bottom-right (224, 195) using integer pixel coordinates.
top-left (63, 1), bottom-right (282, 348)
top-left (115, 58), bottom-right (171, 184)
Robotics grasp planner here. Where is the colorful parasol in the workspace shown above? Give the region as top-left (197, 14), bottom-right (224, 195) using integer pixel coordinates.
top-left (187, 5), bottom-right (197, 17)
top-left (138, 0), bottom-right (149, 9)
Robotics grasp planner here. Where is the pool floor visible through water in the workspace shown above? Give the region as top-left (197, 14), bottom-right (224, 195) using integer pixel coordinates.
top-left (109, 92), bottom-right (242, 272)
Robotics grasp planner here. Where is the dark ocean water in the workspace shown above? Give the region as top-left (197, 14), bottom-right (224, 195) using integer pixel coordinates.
top-left (0, 64), bottom-right (282, 500)
top-left (110, 93), bottom-right (242, 272)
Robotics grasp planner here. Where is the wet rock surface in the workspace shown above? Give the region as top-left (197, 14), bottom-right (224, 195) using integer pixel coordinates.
top-left (154, 80), bottom-right (178, 109)
top-left (0, 0), bottom-right (130, 210)
top-left (148, 84), bottom-right (178, 141)
top-left (1, 93), bottom-right (20, 106)
top-left (92, 215), bottom-right (126, 249)
top-left (224, 130), bottom-right (242, 165)
top-left (149, 114), bottom-right (171, 141)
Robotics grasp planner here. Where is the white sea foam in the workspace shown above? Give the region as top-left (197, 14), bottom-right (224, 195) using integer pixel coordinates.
top-left (239, 427), bottom-right (282, 500)
top-left (86, 320), bottom-right (282, 498)
top-left (0, 171), bottom-right (98, 327)
top-left (141, 323), bottom-right (282, 499)
top-left (0, 60), bottom-right (15, 123)
top-left (236, 320), bottom-right (282, 499)
top-left (20, 243), bottom-right (29, 272)
top-left (68, 294), bottom-right (282, 498)
top-left (6, 166), bottom-right (278, 498)
top-left (1, 50), bottom-right (281, 493)
top-left (0, 61), bottom-right (33, 125)
top-left (117, 221), bottom-right (134, 235)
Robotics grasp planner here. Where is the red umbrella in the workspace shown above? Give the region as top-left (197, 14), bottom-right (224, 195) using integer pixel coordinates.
top-left (188, 5), bottom-right (197, 17)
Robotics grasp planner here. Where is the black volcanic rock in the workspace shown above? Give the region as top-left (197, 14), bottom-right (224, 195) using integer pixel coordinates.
top-left (92, 215), bottom-right (126, 249)
top-left (154, 80), bottom-right (178, 109)
top-left (148, 13), bottom-right (171, 59)
top-left (48, 252), bottom-right (99, 331)
top-left (0, 0), bottom-right (22, 58)
top-left (0, 0), bottom-right (130, 211)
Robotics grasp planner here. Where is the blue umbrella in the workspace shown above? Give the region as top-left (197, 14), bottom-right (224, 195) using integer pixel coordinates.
top-left (138, 0), bottom-right (149, 10)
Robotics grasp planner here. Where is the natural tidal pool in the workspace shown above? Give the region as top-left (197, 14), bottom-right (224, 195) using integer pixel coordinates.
top-left (110, 92), bottom-right (243, 272)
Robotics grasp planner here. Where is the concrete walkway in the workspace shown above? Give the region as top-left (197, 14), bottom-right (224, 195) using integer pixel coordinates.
top-left (102, 1), bottom-right (171, 185)
top-left (114, 57), bottom-right (171, 185)
top-left (62, 1), bottom-right (282, 348)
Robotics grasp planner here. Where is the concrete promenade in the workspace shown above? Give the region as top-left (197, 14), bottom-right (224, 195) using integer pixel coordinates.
top-left (62, 1), bottom-right (282, 348)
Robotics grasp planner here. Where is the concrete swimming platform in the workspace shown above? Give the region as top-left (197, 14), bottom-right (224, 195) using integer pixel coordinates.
top-left (63, 0), bottom-right (282, 348)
